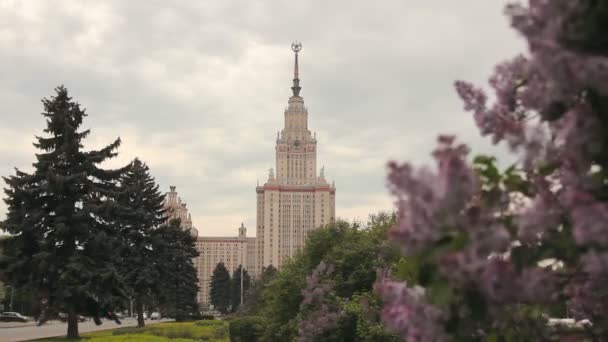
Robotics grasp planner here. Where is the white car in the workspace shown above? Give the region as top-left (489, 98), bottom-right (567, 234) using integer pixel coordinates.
top-left (133, 312), bottom-right (147, 320)
top-left (0, 312), bottom-right (28, 322)
top-left (150, 312), bottom-right (161, 320)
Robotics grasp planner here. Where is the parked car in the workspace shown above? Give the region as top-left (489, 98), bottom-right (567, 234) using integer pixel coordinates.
top-left (57, 313), bottom-right (87, 322)
top-left (150, 312), bottom-right (161, 320)
top-left (133, 312), bottom-right (148, 320)
top-left (0, 312), bottom-right (28, 323)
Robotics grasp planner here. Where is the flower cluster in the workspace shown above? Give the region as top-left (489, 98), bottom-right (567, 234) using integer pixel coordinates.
top-left (375, 278), bottom-right (446, 342)
top-left (380, 0), bottom-right (608, 339)
top-left (387, 135), bottom-right (478, 255)
top-left (297, 262), bottom-right (344, 342)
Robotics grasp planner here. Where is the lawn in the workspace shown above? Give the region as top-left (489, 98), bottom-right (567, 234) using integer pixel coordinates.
top-left (31, 320), bottom-right (229, 341)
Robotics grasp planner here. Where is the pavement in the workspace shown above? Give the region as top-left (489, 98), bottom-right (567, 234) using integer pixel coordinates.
top-left (0, 317), bottom-right (171, 342)
top-left (0, 321), bottom-right (41, 329)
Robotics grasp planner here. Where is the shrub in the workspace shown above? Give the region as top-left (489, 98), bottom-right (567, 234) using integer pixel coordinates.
top-left (195, 319), bottom-right (223, 326)
top-left (214, 324), bottom-right (229, 339)
top-left (229, 316), bottom-right (265, 342)
top-left (112, 327), bottom-right (145, 336)
top-left (88, 334), bottom-right (176, 341)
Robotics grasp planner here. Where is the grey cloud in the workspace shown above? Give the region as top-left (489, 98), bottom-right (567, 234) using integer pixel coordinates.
top-left (1, 0), bottom-right (524, 236)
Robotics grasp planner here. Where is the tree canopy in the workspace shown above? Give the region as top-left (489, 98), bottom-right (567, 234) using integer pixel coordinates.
top-left (152, 219), bottom-right (200, 321)
top-left (116, 158), bottom-right (167, 327)
top-left (230, 265), bottom-right (251, 313)
top-left (1, 86), bottom-right (128, 339)
top-left (233, 214), bottom-right (400, 342)
top-left (210, 262), bottom-right (231, 315)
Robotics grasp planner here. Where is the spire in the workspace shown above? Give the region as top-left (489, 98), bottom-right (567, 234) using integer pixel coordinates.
top-left (239, 222), bottom-right (246, 238)
top-left (291, 41), bottom-right (302, 97)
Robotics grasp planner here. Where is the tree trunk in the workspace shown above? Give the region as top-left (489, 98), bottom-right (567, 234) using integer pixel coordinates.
top-left (136, 301), bottom-right (145, 328)
top-left (66, 310), bottom-right (80, 339)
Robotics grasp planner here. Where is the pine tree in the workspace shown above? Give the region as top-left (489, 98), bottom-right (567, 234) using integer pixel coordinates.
top-left (230, 265), bottom-right (251, 313)
top-left (1, 86), bottom-right (128, 339)
top-left (116, 158), bottom-right (166, 327)
top-left (152, 219), bottom-right (199, 321)
top-left (209, 262), bottom-right (231, 314)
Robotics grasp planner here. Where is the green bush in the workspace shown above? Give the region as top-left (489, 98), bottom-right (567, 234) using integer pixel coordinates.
top-left (88, 334), bottom-right (184, 342)
top-left (214, 324), bottom-right (229, 339)
top-left (229, 316), bottom-right (265, 342)
top-left (33, 321), bottom-right (230, 341)
top-left (112, 327), bottom-right (145, 336)
top-left (195, 319), bottom-right (224, 326)
top-left (200, 314), bottom-right (216, 320)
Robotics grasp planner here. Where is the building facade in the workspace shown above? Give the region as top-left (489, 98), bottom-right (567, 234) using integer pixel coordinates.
top-left (164, 186), bottom-right (255, 306)
top-left (164, 186), bottom-right (199, 238)
top-left (194, 224), bottom-right (255, 306)
top-left (161, 43), bottom-right (335, 306)
top-left (255, 43), bottom-right (336, 273)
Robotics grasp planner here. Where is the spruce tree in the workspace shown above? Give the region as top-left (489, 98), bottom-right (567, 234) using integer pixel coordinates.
top-left (152, 219), bottom-right (199, 321)
top-left (230, 265), bottom-right (251, 313)
top-left (209, 262), bottom-right (231, 314)
top-left (116, 158), bottom-right (166, 327)
top-left (1, 86), bottom-right (128, 339)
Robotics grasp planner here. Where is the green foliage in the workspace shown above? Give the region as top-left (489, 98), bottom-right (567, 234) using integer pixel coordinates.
top-left (115, 158), bottom-right (167, 326)
top-left (239, 266), bottom-right (277, 316)
top-left (109, 321), bottom-right (228, 341)
top-left (473, 154), bottom-right (531, 202)
top-left (210, 262), bottom-right (231, 314)
top-left (341, 293), bottom-right (399, 342)
top-left (230, 265), bottom-right (251, 313)
top-left (229, 316), bottom-right (266, 342)
top-left (152, 220), bottom-right (200, 321)
top-left (0, 86), bottom-right (129, 338)
top-left (241, 213), bottom-right (399, 341)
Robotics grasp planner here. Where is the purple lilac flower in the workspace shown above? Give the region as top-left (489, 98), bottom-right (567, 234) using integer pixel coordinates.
top-left (298, 262), bottom-right (344, 342)
top-left (375, 277), bottom-right (447, 342)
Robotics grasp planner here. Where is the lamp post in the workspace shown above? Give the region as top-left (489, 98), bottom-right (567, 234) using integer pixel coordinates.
top-left (240, 264), bottom-right (244, 305)
top-left (9, 286), bottom-right (14, 311)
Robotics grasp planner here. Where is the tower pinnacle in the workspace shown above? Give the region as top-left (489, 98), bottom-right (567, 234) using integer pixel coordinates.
top-left (291, 41), bottom-right (302, 97)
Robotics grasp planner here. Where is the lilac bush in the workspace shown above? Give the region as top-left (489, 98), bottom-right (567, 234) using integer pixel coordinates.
top-left (378, 0), bottom-right (608, 340)
top-left (297, 262), bottom-right (344, 342)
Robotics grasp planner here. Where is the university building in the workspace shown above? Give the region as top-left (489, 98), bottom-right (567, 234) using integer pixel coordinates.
top-left (163, 186), bottom-right (198, 238)
top-left (164, 187), bottom-right (255, 306)
top-left (164, 43), bottom-right (336, 306)
top-left (193, 224), bottom-right (255, 306)
top-left (255, 42), bottom-right (336, 272)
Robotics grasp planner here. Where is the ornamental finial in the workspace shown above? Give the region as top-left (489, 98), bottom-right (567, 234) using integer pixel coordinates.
top-left (291, 41), bottom-right (302, 96)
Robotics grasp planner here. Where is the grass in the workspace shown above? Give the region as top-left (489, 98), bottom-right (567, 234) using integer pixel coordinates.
top-left (30, 320), bottom-right (229, 341)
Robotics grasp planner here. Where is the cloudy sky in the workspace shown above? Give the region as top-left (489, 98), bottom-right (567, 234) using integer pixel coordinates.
top-left (0, 0), bottom-right (525, 236)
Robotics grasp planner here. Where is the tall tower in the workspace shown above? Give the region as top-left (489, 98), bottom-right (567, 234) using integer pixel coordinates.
top-left (255, 42), bottom-right (336, 272)
top-left (164, 186), bottom-right (198, 238)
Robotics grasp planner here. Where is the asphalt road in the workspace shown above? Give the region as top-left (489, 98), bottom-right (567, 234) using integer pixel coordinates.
top-left (0, 317), bottom-right (171, 342)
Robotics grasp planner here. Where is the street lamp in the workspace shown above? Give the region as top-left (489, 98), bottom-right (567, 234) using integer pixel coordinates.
top-left (239, 242), bottom-right (245, 306)
top-left (9, 285), bottom-right (14, 311)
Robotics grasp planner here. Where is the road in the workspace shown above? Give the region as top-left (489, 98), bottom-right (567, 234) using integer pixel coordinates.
top-left (0, 317), bottom-right (171, 342)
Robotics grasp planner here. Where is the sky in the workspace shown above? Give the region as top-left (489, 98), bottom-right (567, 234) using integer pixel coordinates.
top-left (0, 0), bottom-right (526, 236)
